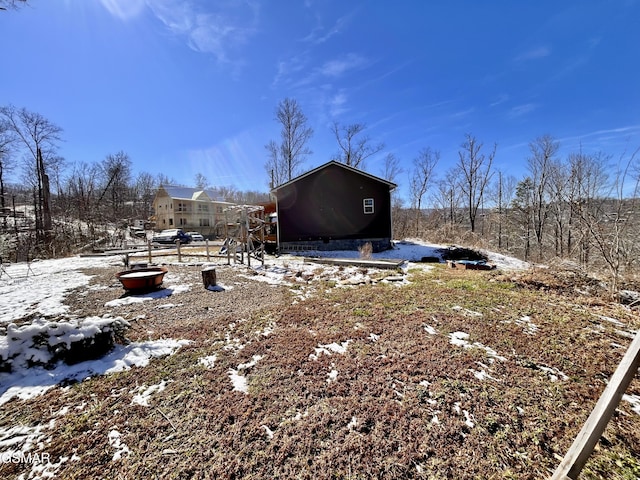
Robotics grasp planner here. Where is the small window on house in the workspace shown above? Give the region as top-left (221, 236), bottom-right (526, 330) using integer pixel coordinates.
top-left (363, 198), bottom-right (374, 214)
top-left (169, 218), bottom-right (174, 226)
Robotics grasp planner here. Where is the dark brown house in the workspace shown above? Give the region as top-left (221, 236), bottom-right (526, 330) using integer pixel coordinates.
top-left (271, 161), bottom-right (397, 253)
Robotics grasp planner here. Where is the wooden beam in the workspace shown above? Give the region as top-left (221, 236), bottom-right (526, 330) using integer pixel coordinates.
top-left (303, 257), bottom-right (405, 270)
top-left (550, 329), bottom-right (640, 479)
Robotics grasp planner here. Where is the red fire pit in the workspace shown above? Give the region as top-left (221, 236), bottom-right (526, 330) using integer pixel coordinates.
top-left (116, 266), bottom-right (168, 291)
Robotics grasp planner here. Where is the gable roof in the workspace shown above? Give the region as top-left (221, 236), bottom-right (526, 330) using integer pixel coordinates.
top-left (271, 161), bottom-right (397, 193)
top-left (157, 185), bottom-right (228, 202)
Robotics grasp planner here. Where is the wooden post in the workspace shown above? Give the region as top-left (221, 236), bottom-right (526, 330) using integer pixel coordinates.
top-left (206, 239), bottom-right (210, 261)
top-left (201, 267), bottom-right (216, 289)
top-left (551, 330), bottom-right (640, 479)
top-left (147, 241), bottom-right (152, 264)
top-left (245, 210), bottom-right (251, 268)
top-left (176, 240), bottom-right (182, 262)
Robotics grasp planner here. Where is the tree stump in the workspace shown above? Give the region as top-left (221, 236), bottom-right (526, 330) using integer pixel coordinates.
top-left (202, 267), bottom-right (217, 289)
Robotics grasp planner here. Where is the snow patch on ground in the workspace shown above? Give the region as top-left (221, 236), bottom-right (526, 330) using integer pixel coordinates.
top-left (108, 429), bottom-right (130, 461)
top-left (105, 284), bottom-right (191, 307)
top-left (198, 354), bottom-right (217, 369)
top-left (0, 256), bottom-right (121, 324)
top-left (0, 339), bottom-right (190, 405)
top-left (309, 340), bottom-right (352, 360)
top-left (623, 394), bottom-right (640, 415)
top-left (228, 354), bottom-right (263, 394)
top-left (131, 380), bottom-right (169, 406)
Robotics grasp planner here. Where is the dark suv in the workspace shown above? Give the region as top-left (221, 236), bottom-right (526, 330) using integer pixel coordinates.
top-left (151, 229), bottom-right (191, 244)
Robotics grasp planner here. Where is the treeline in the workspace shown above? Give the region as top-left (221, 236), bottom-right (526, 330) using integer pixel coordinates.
top-left (392, 134), bottom-right (640, 292)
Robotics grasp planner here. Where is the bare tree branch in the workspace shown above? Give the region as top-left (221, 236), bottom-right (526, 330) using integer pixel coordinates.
top-left (331, 122), bottom-right (384, 170)
top-left (265, 98), bottom-right (313, 187)
top-left (456, 134), bottom-right (495, 232)
top-left (0, 0), bottom-right (28, 11)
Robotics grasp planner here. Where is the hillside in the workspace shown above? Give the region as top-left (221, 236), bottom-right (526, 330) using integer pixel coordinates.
top-left (0, 241), bottom-right (639, 479)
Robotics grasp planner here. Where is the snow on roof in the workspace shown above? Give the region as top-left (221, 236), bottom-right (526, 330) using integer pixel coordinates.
top-left (158, 185), bottom-right (232, 203)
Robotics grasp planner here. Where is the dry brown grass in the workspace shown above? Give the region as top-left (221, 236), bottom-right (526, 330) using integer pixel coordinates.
top-left (1, 263), bottom-right (639, 479)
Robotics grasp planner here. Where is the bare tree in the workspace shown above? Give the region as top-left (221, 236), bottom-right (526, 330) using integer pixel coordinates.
top-left (547, 158), bottom-right (570, 257)
top-left (98, 151), bottom-right (132, 220)
top-left (156, 173), bottom-right (175, 187)
top-left (571, 148), bottom-right (639, 293)
top-left (65, 161), bottom-right (101, 223)
top-left (566, 151), bottom-right (610, 265)
top-left (0, 120), bottom-right (16, 229)
top-left (457, 134), bottom-right (495, 232)
top-left (0, 105), bottom-right (63, 240)
top-left (381, 152), bottom-right (402, 184)
top-left (409, 148), bottom-right (439, 236)
top-left (434, 168), bottom-right (463, 232)
top-left (194, 172), bottom-right (208, 190)
top-left (489, 170), bottom-right (518, 250)
top-left (512, 177), bottom-right (534, 261)
top-left (331, 122), bottom-right (384, 169)
top-left (0, 0), bottom-right (27, 11)
top-left (265, 98), bottom-right (313, 187)
top-left (133, 171), bottom-right (156, 220)
top-left (526, 135), bottom-right (559, 259)
top-left (217, 185), bottom-right (239, 203)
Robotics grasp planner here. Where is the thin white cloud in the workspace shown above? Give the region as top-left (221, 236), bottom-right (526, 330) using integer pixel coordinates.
top-left (276, 51), bottom-right (373, 91)
top-left (329, 90), bottom-right (348, 117)
top-left (558, 125), bottom-right (640, 148)
top-left (490, 93), bottom-right (510, 107)
top-left (319, 53), bottom-right (368, 77)
top-left (145, 0), bottom-right (259, 65)
top-left (508, 103), bottom-right (538, 118)
top-left (272, 54), bottom-right (310, 87)
top-left (449, 108), bottom-right (475, 120)
top-left (99, 0), bottom-right (147, 20)
top-left (302, 12), bottom-right (353, 45)
top-left (514, 46), bottom-right (551, 62)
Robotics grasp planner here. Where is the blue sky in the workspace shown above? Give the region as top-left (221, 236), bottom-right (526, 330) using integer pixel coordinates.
top-left (2, 0), bottom-right (639, 203)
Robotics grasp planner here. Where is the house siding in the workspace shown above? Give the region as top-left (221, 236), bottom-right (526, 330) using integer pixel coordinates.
top-left (274, 163), bottom-right (394, 252)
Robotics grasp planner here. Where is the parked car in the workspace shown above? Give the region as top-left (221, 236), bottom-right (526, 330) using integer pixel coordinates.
top-left (151, 229), bottom-right (191, 244)
top-left (129, 227), bottom-right (147, 239)
top-left (186, 231), bottom-right (204, 241)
